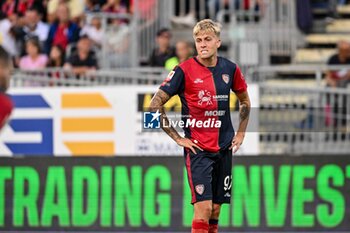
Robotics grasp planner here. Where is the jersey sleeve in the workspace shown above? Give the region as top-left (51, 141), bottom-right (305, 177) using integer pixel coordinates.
top-left (231, 65), bottom-right (247, 93)
top-left (159, 66), bottom-right (185, 97)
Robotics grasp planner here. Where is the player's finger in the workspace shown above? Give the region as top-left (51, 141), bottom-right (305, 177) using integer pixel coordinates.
top-left (229, 140), bottom-right (236, 150)
top-left (188, 145), bottom-right (197, 154)
top-left (191, 140), bottom-right (203, 151)
top-left (193, 144), bottom-right (203, 151)
top-left (233, 144), bottom-right (239, 153)
top-left (230, 139), bottom-right (239, 150)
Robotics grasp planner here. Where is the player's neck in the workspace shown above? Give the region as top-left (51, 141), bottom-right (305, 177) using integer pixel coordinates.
top-left (196, 55), bottom-right (217, 67)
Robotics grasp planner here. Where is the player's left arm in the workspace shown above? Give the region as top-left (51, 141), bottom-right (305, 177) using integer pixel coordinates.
top-left (230, 90), bottom-right (251, 153)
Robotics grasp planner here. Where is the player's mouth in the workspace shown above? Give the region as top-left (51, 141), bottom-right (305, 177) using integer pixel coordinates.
top-left (201, 50), bottom-right (208, 54)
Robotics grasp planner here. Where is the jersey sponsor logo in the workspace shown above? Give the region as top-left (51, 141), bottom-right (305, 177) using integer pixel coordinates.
top-left (195, 184), bottom-right (205, 195)
top-left (194, 78), bottom-right (203, 84)
top-left (222, 74), bottom-right (230, 84)
top-left (213, 94), bottom-right (229, 102)
top-left (198, 90), bottom-right (212, 106)
top-left (204, 110), bottom-right (226, 116)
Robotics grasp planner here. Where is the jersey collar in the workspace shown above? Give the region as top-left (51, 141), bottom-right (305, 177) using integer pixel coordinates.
top-left (194, 56), bottom-right (219, 68)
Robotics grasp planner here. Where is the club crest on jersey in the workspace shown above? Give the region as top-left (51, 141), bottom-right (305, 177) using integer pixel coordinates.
top-left (165, 71), bottom-right (175, 82)
top-left (198, 90), bottom-right (212, 106)
top-left (195, 184), bottom-right (205, 195)
top-left (222, 74), bottom-right (230, 84)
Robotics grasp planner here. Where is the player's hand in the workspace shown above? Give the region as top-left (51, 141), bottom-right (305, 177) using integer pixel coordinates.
top-left (230, 133), bottom-right (244, 153)
top-left (176, 137), bottom-right (203, 154)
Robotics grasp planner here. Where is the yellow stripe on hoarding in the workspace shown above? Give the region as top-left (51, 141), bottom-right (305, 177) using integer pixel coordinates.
top-left (65, 142), bottom-right (114, 156)
top-left (62, 118), bottom-right (114, 132)
top-left (62, 93), bottom-right (111, 108)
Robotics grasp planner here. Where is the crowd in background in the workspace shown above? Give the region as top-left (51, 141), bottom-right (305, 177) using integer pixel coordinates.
top-left (0, 0), bottom-right (133, 74)
top-left (0, 0), bottom-right (268, 73)
top-left (2, 0), bottom-right (350, 75)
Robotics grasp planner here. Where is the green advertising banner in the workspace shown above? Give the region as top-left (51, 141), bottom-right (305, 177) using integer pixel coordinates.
top-left (0, 155), bottom-right (350, 232)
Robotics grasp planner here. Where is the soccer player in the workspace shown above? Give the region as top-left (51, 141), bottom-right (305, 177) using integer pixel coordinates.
top-left (149, 19), bottom-right (250, 233)
top-left (0, 46), bottom-right (13, 131)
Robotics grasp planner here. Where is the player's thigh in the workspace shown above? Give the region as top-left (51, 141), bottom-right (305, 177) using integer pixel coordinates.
top-left (184, 148), bottom-right (214, 204)
top-left (212, 148), bottom-right (233, 204)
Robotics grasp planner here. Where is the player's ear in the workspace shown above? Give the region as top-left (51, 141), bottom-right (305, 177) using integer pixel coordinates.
top-left (216, 39), bottom-right (221, 49)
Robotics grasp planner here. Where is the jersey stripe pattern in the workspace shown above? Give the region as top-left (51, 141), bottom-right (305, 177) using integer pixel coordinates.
top-left (160, 57), bottom-right (247, 152)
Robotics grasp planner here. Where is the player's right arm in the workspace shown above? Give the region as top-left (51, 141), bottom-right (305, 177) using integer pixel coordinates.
top-left (149, 89), bottom-right (202, 154)
top-left (149, 67), bottom-right (202, 154)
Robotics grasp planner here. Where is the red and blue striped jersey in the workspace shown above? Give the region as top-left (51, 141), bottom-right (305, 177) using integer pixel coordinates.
top-left (159, 56), bottom-right (247, 152)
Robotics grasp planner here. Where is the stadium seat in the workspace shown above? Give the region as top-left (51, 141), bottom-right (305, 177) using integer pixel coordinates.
top-left (326, 19), bottom-right (350, 32)
top-left (295, 48), bottom-right (336, 63)
top-left (337, 4), bottom-right (350, 15)
top-left (306, 34), bottom-right (350, 45)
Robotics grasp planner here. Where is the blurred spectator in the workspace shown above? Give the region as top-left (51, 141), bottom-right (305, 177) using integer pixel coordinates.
top-left (1, 0), bottom-right (44, 17)
top-left (310, 0), bottom-right (347, 20)
top-left (64, 35), bottom-right (97, 75)
top-left (7, 13), bottom-right (27, 64)
top-left (102, 0), bottom-right (128, 25)
top-left (165, 40), bottom-right (193, 70)
top-left (80, 16), bottom-right (103, 47)
top-left (327, 0), bottom-right (347, 19)
top-left (1, 0), bottom-right (26, 17)
top-left (45, 2), bottom-right (80, 53)
top-left (47, 44), bottom-right (65, 67)
top-left (149, 28), bottom-right (175, 67)
top-left (326, 41), bottom-right (350, 88)
top-left (102, 0), bottom-right (127, 13)
top-left (297, 0), bottom-right (313, 33)
top-left (0, 12), bottom-right (18, 57)
top-left (1, 0), bottom-right (16, 17)
top-left (47, 0), bottom-right (84, 23)
top-left (19, 37), bottom-right (48, 69)
top-left (106, 23), bottom-right (131, 67)
top-left (129, 0), bottom-right (157, 22)
top-left (23, 7), bottom-right (49, 47)
top-left (325, 40), bottom-right (350, 128)
top-left (85, 0), bottom-right (102, 12)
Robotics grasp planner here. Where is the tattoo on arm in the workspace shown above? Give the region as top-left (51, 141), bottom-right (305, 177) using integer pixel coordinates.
top-left (239, 103), bottom-right (250, 122)
top-left (235, 91), bottom-right (251, 135)
top-left (149, 89), bottom-right (182, 143)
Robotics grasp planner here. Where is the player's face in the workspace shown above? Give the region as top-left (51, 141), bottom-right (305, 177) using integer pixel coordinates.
top-left (194, 32), bottom-right (221, 60)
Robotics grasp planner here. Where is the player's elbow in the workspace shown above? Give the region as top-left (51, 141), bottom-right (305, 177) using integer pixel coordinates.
top-left (149, 89), bottom-right (170, 112)
top-left (149, 103), bottom-right (158, 112)
top-left (245, 98), bottom-right (251, 108)
top-left (241, 96), bottom-right (251, 108)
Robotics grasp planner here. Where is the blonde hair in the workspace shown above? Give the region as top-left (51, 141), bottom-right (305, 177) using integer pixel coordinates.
top-left (193, 19), bottom-right (221, 38)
